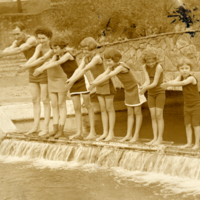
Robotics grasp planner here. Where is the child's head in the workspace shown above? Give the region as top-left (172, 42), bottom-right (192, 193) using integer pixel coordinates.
top-left (177, 57), bottom-right (192, 76)
top-left (104, 48), bottom-right (122, 68)
top-left (141, 47), bottom-right (158, 68)
top-left (80, 37), bottom-right (99, 51)
top-left (34, 27), bottom-right (53, 45)
top-left (50, 36), bottom-right (68, 55)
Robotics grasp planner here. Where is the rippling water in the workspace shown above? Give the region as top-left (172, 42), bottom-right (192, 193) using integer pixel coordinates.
top-left (0, 157), bottom-right (199, 200)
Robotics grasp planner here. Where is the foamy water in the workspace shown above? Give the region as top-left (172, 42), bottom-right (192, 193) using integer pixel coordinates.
top-left (1, 154), bottom-right (200, 199)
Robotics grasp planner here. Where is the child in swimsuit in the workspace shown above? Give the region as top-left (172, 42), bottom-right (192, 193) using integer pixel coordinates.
top-left (89, 48), bottom-right (146, 143)
top-left (162, 57), bottom-right (200, 150)
top-left (66, 37), bottom-right (116, 141)
top-left (140, 47), bottom-right (165, 145)
top-left (34, 36), bottom-right (96, 140)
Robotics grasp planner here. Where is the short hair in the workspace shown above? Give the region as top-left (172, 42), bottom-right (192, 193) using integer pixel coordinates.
top-left (12, 22), bottom-right (25, 31)
top-left (80, 37), bottom-right (99, 51)
top-left (140, 47), bottom-right (158, 64)
top-left (50, 36), bottom-right (68, 49)
top-left (177, 57), bottom-right (193, 70)
top-left (104, 48), bottom-right (122, 62)
top-left (34, 27), bottom-right (53, 39)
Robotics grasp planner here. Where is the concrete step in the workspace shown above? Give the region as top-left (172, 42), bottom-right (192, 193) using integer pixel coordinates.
top-left (0, 59), bottom-right (26, 65)
top-left (0, 64), bottom-right (26, 71)
top-left (0, 54), bottom-right (25, 60)
top-left (0, 71), bottom-right (27, 77)
top-left (0, 75), bottom-right (28, 87)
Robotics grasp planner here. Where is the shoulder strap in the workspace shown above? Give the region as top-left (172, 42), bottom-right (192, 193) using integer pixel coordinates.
top-left (119, 62), bottom-right (130, 71)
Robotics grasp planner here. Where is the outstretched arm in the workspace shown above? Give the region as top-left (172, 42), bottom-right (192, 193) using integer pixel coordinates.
top-left (33, 55), bottom-right (57, 76)
top-left (89, 65), bottom-right (124, 91)
top-left (68, 55), bottom-right (102, 83)
top-left (33, 52), bottom-right (73, 76)
top-left (0, 36), bottom-right (37, 57)
top-left (161, 76), bottom-right (195, 89)
top-left (18, 46), bottom-right (53, 73)
top-left (92, 67), bottom-right (112, 83)
top-left (65, 55), bottom-right (102, 90)
top-left (140, 64), bottom-right (163, 95)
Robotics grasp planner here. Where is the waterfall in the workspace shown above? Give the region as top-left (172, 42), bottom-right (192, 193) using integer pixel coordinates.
top-left (0, 139), bottom-right (200, 180)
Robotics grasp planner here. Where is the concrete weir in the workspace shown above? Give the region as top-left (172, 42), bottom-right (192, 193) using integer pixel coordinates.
top-left (1, 100), bottom-right (200, 159)
top-left (3, 133), bottom-right (200, 158)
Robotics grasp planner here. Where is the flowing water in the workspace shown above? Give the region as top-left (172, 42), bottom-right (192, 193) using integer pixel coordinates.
top-left (1, 111), bottom-right (200, 200)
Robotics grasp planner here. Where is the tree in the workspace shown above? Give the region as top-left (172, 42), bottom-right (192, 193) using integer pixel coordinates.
top-left (17, 0), bottom-right (22, 13)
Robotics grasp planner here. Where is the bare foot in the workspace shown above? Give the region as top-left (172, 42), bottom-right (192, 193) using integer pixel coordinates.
top-left (96, 133), bottom-right (108, 141)
top-left (85, 132), bottom-right (96, 140)
top-left (24, 127), bottom-right (40, 136)
top-left (119, 135), bottom-right (132, 142)
top-left (38, 129), bottom-right (49, 137)
top-left (129, 136), bottom-right (139, 143)
top-left (180, 143), bottom-right (193, 149)
top-left (192, 144), bottom-right (199, 150)
top-left (104, 135), bottom-right (114, 142)
top-left (146, 138), bottom-right (157, 145)
top-left (69, 133), bottom-right (82, 140)
top-left (152, 139), bottom-right (163, 146)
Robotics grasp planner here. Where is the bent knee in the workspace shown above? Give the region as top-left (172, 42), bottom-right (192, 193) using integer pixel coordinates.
top-left (58, 102), bottom-right (66, 109)
top-left (32, 97), bottom-right (40, 104)
top-left (84, 103), bottom-right (93, 110)
top-left (42, 98), bottom-right (50, 104)
top-left (186, 124), bottom-right (192, 129)
top-left (156, 112), bottom-right (163, 120)
top-left (106, 105), bottom-right (115, 112)
top-left (127, 109), bottom-right (134, 116)
top-left (134, 107), bottom-right (142, 115)
top-left (51, 102), bottom-right (58, 108)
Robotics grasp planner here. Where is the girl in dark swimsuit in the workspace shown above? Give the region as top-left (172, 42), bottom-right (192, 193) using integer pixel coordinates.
top-left (34, 36), bottom-right (96, 140)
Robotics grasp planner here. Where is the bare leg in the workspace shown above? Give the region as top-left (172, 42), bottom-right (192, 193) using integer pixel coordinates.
top-left (153, 108), bottom-right (164, 145)
top-left (104, 95), bottom-right (115, 142)
top-left (96, 95), bottom-right (108, 141)
top-left (180, 124), bottom-right (193, 149)
top-left (69, 95), bottom-right (82, 140)
top-left (54, 93), bottom-right (67, 138)
top-left (82, 93), bottom-right (96, 140)
top-left (39, 84), bottom-right (51, 136)
top-left (192, 126), bottom-right (200, 150)
top-left (49, 92), bottom-right (59, 125)
top-left (130, 106), bottom-right (142, 143)
top-left (45, 92), bottom-right (59, 137)
top-left (146, 107), bottom-right (157, 145)
top-left (58, 93), bottom-right (67, 126)
top-left (25, 83), bottom-right (41, 135)
top-left (120, 106), bottom-right (134, 142)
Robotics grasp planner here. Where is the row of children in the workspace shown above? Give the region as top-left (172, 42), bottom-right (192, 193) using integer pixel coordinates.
top-left (0, 22), bottom-right (199, 150)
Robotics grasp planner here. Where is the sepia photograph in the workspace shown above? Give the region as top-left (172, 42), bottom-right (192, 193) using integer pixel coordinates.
top-left (0, 0), bottom-right (200, 199)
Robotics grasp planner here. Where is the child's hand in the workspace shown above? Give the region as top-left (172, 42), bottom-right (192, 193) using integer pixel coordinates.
top-left (161, 83), bottom-right (168, 89)
top-left (88, 83), bottom-right (95, 91)
top-left (65, 80), bottom-right (73, 90)
top-left (33, 68), bottom-right (43, 76)
top-left (139, 86), bottom-right (147, 95)
top-left (17, 65), bottom-right (27, 73)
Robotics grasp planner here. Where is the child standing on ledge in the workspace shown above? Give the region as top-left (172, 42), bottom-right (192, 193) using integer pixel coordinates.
top-left (139, 47), bottom-right (165, 145)
top-left (66, 37), bottom-right (116, 141)
top-left (161, 57), bottom-right (200, 150)
top-left (89, 48), bottom-right (146, 143)
top-left (34, 36), bottom-right (96, 140)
